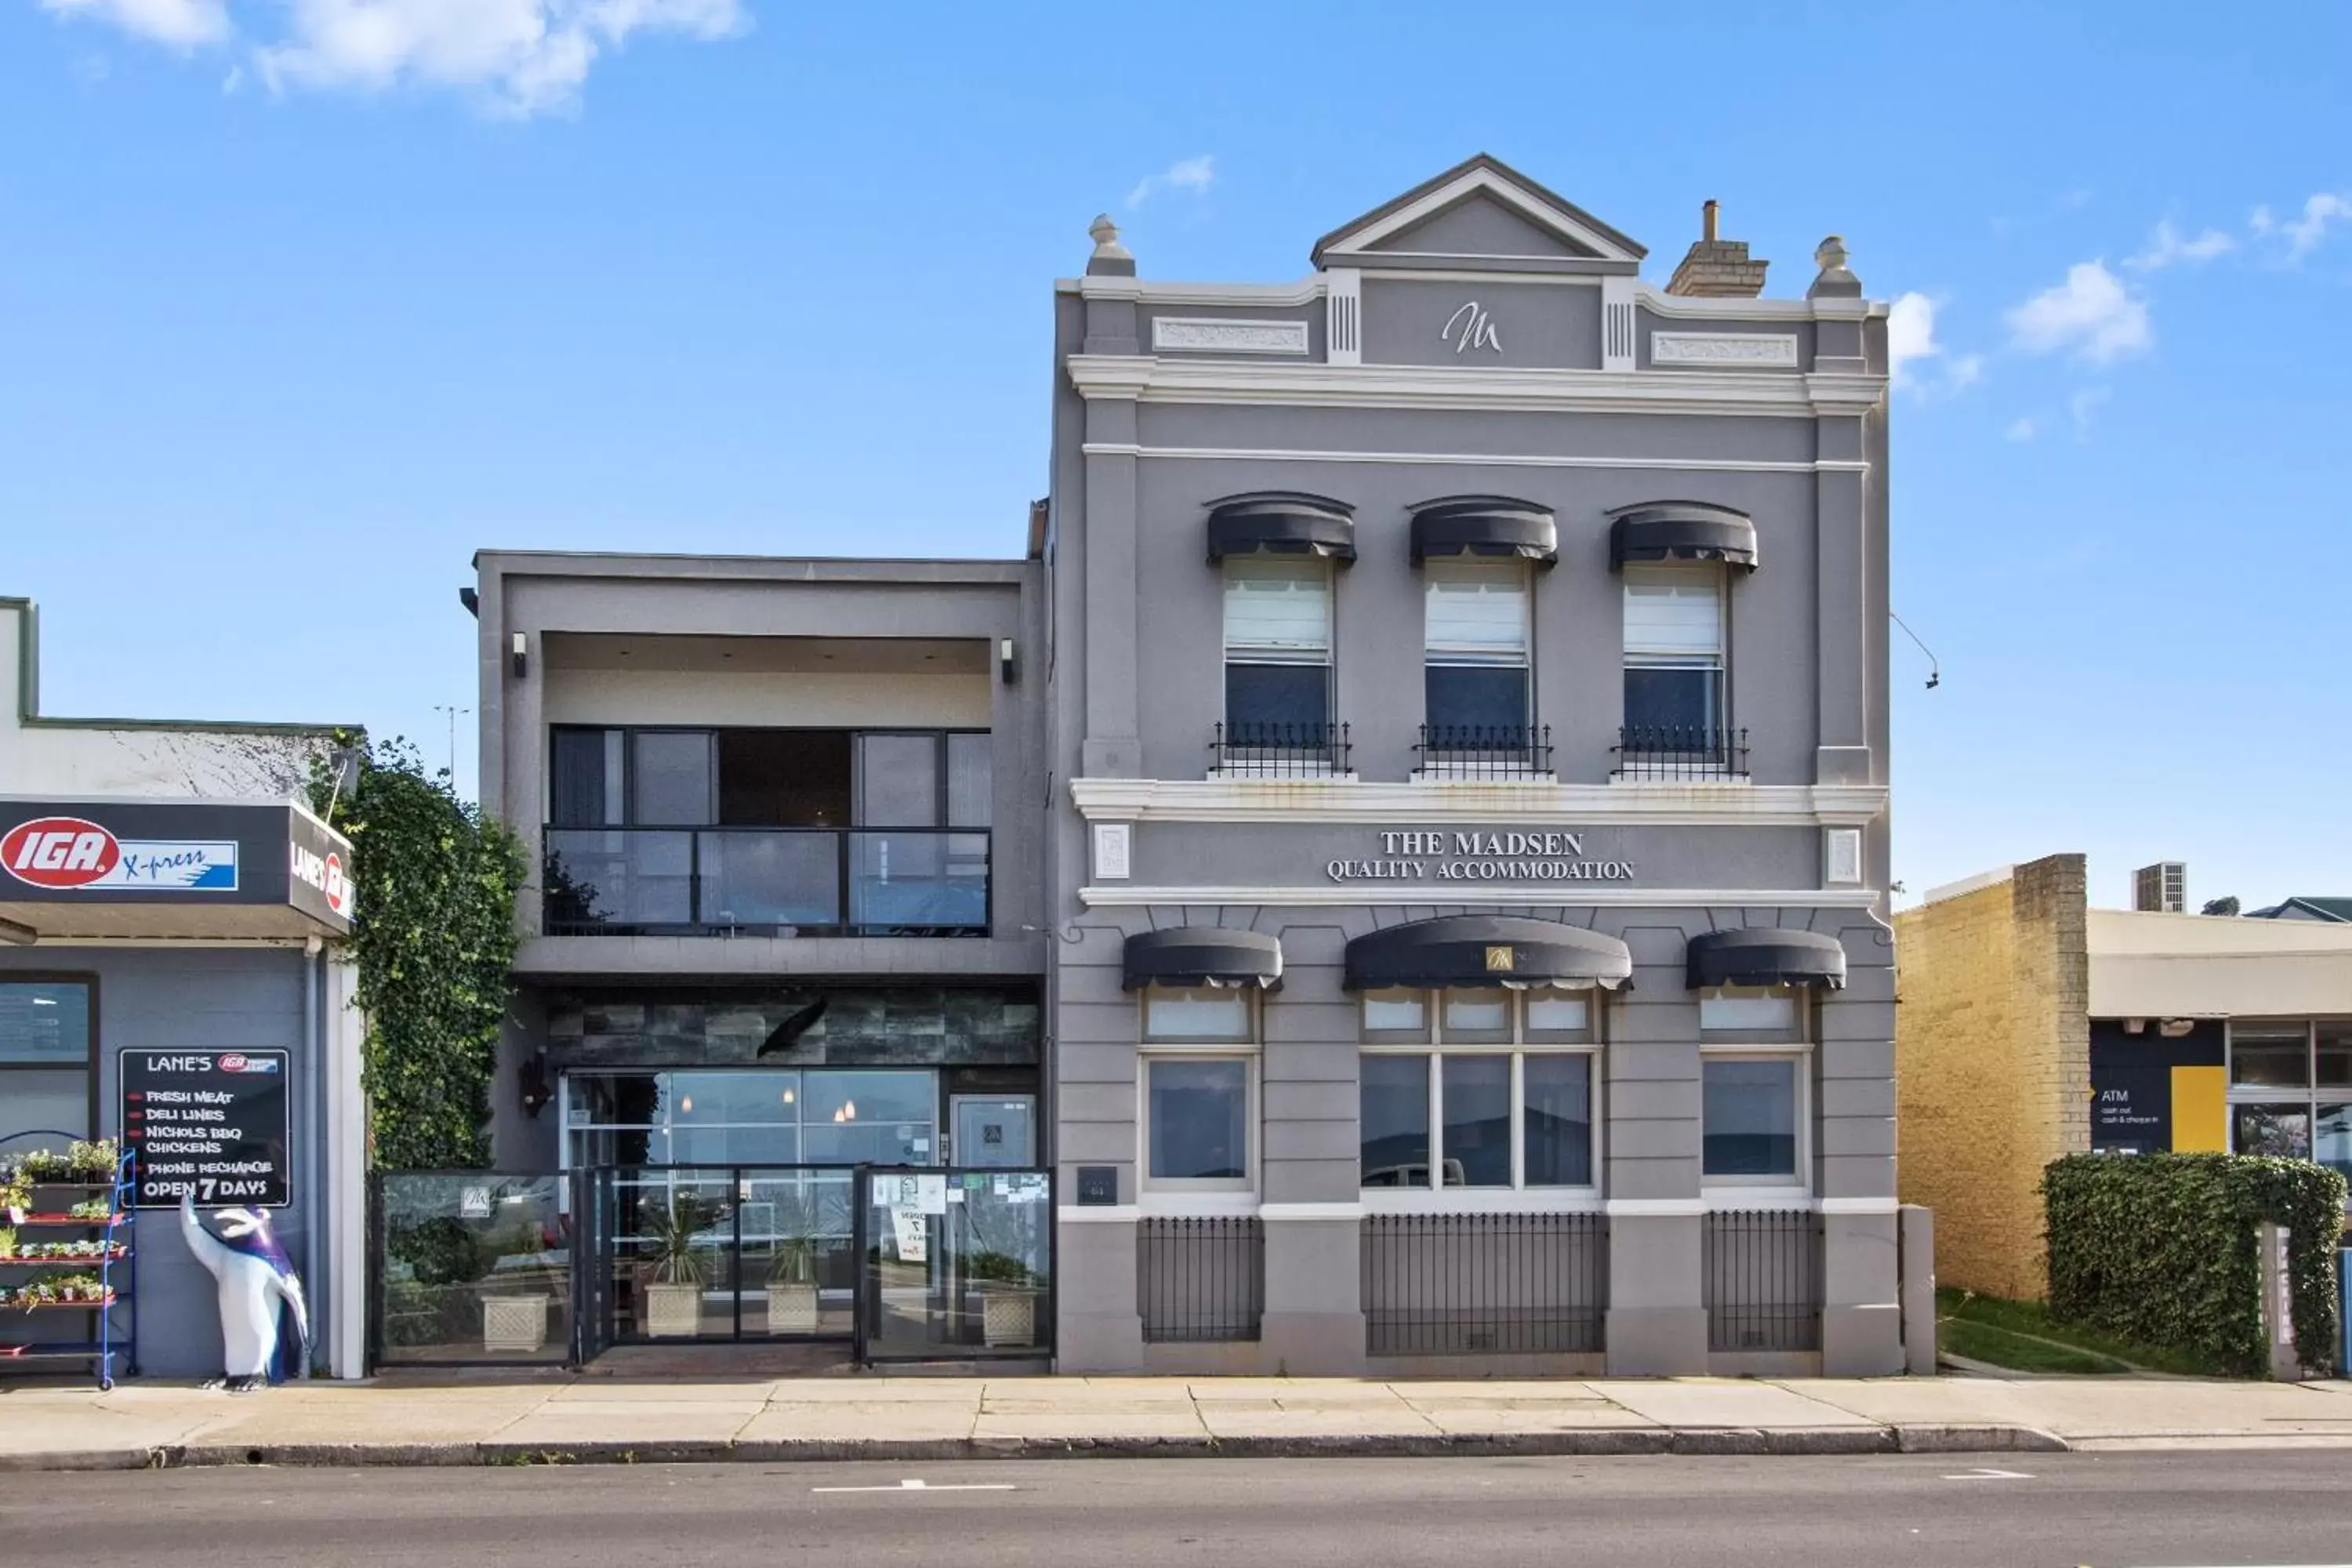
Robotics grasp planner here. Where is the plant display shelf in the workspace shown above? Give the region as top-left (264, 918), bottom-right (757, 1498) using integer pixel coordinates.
top-left (0, 1143), bottom-right (139, 1391)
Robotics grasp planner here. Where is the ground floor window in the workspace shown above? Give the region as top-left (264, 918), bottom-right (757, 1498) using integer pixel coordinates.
top-left (1142, 1056), bottom-right (1253, 1190)
top-left (1359, 1051), bottom-right (1595, 1190)
top-left (2225, 1021), bottom-right (2352, 1178)
top-left (0, 978), bottom-right (94, 1152)
top-left (1700, 1052), bottom-right (1807, 1187)
top-left (562, 1068), bottom-right (938, 1168)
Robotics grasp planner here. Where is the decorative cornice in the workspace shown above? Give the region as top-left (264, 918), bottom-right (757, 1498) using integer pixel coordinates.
top-left (1059, 274), bottom-right (1885, 322)
top-left (1069, 776), bottom-right (1889, 828)
top-left (1065, 354), bottom-right (1886, 418)
top-left (1078, 441), bottom-right (1872, 476)
top-left (1079, 884), bottom-right (1880, 909)
top-left (1651, 332), bottom-right (1802, 368)
top-left (1151, 317), bottom-right (1310, 355)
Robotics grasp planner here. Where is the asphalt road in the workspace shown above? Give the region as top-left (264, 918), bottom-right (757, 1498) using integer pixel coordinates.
top-left (9, 1451), bottom-right (2350, 1567)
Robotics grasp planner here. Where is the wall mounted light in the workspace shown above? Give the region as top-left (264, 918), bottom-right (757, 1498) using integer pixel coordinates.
top-left (999, 637), bottom-right (1018, 685)
top-left (510, 631), bottom-right (528, 679)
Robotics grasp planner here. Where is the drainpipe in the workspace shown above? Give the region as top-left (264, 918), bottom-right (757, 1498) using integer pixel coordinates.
top-left (300, 934), bottom-right (324, 1378)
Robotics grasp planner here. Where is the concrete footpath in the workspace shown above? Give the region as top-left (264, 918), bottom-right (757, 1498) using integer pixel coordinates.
top-left (6, 1373), bottom-right (2352, 1470)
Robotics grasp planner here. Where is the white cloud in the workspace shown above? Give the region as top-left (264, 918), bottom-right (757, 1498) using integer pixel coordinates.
top-left (256, 0), bottom-right (746, 116)
top-left (38, 0), bottom-right (746, 114)
top-left (2125, 218), bottom-right (2236, 270)
top-left (2005, 261), bottom-right (2152, 363)
top-left (2069, 387), bottom-right (2111, 442)
top-left (1127, 154), bottom-right (1214, 209)
top-left (1946, 353), bottom-right (1985, 390)
top-left (41, 0), bottom-right (230, 49)
top-left (1886, 292), bottom-right (1941, 387)
top-left (2252, 193), bottom-right (2352, 260)
top-left (2005, 416), bottom-right (2038, 443)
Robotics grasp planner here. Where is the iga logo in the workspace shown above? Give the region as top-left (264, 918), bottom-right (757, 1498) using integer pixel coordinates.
top-left (2, 817), bottom-right (121, 888)
top-left (216, 1054), bottom-right (279, 1075)
top-left (324, 851), bottom-right (352, 919)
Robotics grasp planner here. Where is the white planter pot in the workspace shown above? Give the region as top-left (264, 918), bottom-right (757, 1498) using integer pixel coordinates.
top-left (764, 1281), bottom-right (821, 1335)
top-left (980, 1286), bottom-right (1036, 1348)
top-left (644, 1282), bottom-right (704, 1338)
top-left (481, 1293), bottom-right (550, 1355)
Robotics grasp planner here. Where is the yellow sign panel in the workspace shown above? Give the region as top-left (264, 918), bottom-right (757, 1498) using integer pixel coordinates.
top-left (2170, 1065), bottom-right (2227, 1152)
top-left (1484, 946), bottom-right (1515, 972)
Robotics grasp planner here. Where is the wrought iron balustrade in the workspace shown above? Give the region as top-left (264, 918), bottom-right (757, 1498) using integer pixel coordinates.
top-left (1611, 725), bottom-right (1750, 781)
top-left (1415, 723), bottom-right (1553, 778)
top-left (1210, 721), bottom-right (1352, 777)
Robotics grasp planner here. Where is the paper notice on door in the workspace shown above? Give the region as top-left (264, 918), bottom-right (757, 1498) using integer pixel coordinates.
top-left (890, 1207), bottom-right (928, 1262)
top-left (914, 1174), bottom-right (949, 1214)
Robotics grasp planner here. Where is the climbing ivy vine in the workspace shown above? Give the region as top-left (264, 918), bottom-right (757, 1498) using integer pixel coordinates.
top-left (310, 735), bottom-right (525, 1171)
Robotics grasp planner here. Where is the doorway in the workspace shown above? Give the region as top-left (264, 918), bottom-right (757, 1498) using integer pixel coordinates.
top-left (951, 1096), bottom-right (1036, 1167)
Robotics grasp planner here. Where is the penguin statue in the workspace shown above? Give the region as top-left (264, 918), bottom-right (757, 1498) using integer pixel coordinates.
top-left (179, 1194), bottom-right (310, 1392)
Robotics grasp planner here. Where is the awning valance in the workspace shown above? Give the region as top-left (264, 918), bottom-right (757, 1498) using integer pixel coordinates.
top-left (1123, 927), bottom-right (1284, 991)
top-left (1608, 502), bottom-right (1759, 571)
top-left (1686, 928), bottom-right (1847, 990)
top-left (1343, 916), bottom-right (1632, 993)
top-left (1205, 492), bottom-right (1356, 564)
top-left (1409, 496), bottom-right (1558, 565)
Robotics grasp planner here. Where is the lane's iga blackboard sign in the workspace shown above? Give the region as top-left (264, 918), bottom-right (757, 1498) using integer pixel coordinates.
top-left (120, 1050), bottom-right (291, 1208)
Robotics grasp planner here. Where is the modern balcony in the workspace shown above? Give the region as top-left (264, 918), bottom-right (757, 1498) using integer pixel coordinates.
top-left (1610, 725), bottom-right (1751, 782)
top-left (543, 826), bottom-right (990, 937)
top-left (1414, 723), bottom-right (1554, 781)
top-left (1210, 721), bottom-right (1352, 778)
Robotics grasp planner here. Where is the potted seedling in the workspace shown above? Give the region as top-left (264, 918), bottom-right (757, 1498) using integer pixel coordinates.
top-left (67, 1140), bottom-right (120, 1183)
top-left (761, 1192), bottom-right (822, 1335)
top-left (1, 1166), bottom-right (27, 1224)
top-left (965, 1250), bottom-right (1040, 1348)
top-left (640, 1191), bottom-right (723, 1338)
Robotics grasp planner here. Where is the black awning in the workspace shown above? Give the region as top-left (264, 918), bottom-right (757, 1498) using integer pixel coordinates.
top-left (1205, 492), bottom-right (1356, 563)
top-left (1409, 496), bottom-right (1558, 565)
top-left (1608, 502), bottom-right (1759, 570)
top-left (1123, 927), bottom-right (1284, 990)
top-left (1686, 928), bottom-right (1847, 990)
top-left (1343, 915), bottom-right (1632, 993)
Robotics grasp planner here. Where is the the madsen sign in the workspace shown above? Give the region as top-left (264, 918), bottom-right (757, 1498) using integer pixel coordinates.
top-left (1325, 829), bottom-right (1635, 884)
top-left (0, 815), bottom-right (238, 892)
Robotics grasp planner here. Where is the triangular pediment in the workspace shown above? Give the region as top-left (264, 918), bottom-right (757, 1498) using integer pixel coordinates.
top-left (1312, 154), bottom-right (1646, 267)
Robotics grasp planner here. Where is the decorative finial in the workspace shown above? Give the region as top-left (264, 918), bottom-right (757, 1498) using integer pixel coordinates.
top-left (1808, 234), bottom-right (1861, 299)
top-left (1085, 212), bottom-right (1136, 278)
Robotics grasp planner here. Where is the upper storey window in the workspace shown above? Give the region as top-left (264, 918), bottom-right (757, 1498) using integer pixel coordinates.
top-left (1622, 565), bottom-right (1725, 735)
top-left (1424, 559), bottom-right (1531, 735)
top-left (1222, 557), bottom-right (1332, 739)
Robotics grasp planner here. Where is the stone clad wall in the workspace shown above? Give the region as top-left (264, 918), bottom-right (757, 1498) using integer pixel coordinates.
top-left (1893, 855), bottom-right (2088, 1301)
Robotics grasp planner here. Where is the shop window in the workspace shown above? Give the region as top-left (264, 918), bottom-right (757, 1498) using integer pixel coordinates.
top-left (2226, 1022), bottom-right (2352, 1175)
top-left (1700, 985), bottom-right (1803, 1040)
top-left (1623, 564), bottom-right (1725, 735)
top-left (1424, 560), bottom-right (1530, 735)
top-left (1358, 990), bottom-right (1599, 1195)
top-left (1223, 557), bottom-right (1332, 737)
top-left (0, 980), bottom-right (94, 1149)
top-left (1700, 1054), bottom-right (1806, 1185)
top-left (560, 1068), bottom-right (938, 1169)
top-left (1142, 987), bottom-right (1254, 1044)
top-left (1144, 1058), bottom-right (1252, 1189)
top-left (2230, 1028), bottom-right (2310, 1088)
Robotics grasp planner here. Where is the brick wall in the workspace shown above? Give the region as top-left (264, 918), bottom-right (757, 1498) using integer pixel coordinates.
top-left (1893, 855), bottom-right (2089, 1301)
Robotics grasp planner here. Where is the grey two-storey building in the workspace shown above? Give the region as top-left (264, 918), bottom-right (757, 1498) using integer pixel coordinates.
top-left (1044, 156), bottom-right (1902, 1377)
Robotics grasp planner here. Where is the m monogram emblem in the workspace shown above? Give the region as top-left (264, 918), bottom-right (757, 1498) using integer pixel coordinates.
top-left (1485, 946), bottom-right (1515, 972)
top-left (1442, 300), bottom-right (1503, 356)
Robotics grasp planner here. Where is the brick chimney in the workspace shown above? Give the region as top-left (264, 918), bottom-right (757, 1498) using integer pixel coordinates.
top-left (1664, 199), bottom-right (1769, 298)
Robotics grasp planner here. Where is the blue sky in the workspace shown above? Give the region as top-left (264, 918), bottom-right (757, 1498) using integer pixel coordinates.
top-left (2, 2), bottom-right (2347, 911)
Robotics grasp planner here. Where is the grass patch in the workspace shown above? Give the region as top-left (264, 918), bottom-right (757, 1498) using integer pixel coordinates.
top-left (1938, 1316), bottom-right (2132, 1374)
top-left (1936, 1287), bottom-right (2228, 1377)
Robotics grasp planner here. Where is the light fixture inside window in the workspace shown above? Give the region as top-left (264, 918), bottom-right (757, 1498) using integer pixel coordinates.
top-left (780, 1088), bottom-right (796, 1105)
top-left (832, 1100), bottom-right (858, 1123)
top-left (679, 1095), bottom-right (695, 1115)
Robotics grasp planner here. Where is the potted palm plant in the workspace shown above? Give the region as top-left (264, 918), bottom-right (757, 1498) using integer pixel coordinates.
top-left (761, 1191), bottom-right (822, 1335)
top-left (966, 1250), bottom-right (1039, 1348)
top-left (640, 1191), bottom-right (721, 1338)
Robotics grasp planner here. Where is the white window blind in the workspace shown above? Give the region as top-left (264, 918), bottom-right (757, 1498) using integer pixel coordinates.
top-left (1624, 566), bottom-right (1722, 659)
top-left (1225, 558), bottom-right (1330, 659)
top-left (1425, 561), bottom-right (1528, 664)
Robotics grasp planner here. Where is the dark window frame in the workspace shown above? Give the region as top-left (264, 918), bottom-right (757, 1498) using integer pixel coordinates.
top-left (0, 972), bottom-right (102, 1148)
top-left (549, 724), bottom-right (993, 830)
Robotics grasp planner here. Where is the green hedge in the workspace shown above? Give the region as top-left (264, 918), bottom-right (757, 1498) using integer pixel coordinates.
top-left (2043, 1152), bottom-right (2347, 1377)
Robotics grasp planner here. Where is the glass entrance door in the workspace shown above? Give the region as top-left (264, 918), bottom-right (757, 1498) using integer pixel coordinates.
top-left (951, 1096), bottom-right (1035, 1168)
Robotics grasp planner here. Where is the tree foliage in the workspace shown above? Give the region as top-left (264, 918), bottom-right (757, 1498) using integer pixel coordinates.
top-left (310, 735), bottom-right (525, 1170)
top-left (2043, 1152), bottom-right (2346, 1377)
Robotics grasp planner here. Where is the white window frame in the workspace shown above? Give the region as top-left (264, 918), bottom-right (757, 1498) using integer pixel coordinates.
top-left (1699, 1043), bottom-right (1813, 1203)
top-left (1358, 988), bottom-right (1604, 1212)
top-left (1221, 557), bottom-right (1335, 762)
top-left (1621, 561), bottom-right (1730, 749)
top-left (1138, 985), bottom-right (1261, 1204)
top-left (1418, 559), bottom-right (1538, 779)
top-left (2222, 1019), bottom-right (2352, 1169)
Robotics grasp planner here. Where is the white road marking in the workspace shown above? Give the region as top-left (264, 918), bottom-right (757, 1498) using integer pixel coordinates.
top-left (1940, 1467), bottom-right (2034, 1480)
top-left (811, 1478), bottom-right (1018, 1494)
